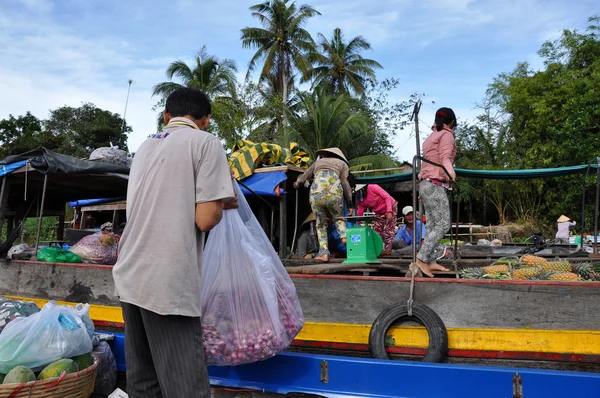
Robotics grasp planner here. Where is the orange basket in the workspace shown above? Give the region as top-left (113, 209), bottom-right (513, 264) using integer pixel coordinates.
top-left (0, 356), bottom-right (98, 398)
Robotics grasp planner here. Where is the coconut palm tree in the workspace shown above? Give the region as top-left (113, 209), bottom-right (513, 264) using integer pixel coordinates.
top-left (152, 45), bottom-right (238, 100)
top-left (307, 28), bottom-right (382, 96)
top-left (241, 0), bottom-right (320, 104)
top-left (288, 88), bottom-right (397, 170)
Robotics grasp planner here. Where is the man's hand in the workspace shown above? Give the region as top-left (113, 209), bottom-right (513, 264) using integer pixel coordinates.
top-left (223, 197), bottom-right (238, 210)
top-left (293, 181), bottom-right (299, 188)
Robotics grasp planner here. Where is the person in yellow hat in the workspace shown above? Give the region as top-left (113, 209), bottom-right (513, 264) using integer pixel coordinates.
top-left (294, 147), bottom-right (353, 262)
top-left (555, 215), bottom-right (576, 244)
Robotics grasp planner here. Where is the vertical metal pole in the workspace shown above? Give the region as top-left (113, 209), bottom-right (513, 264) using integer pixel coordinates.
top-left (594, 158), bottom-right (600, 254)
top-left (412, 156), bottom-right (419, 263)
top-left (121, 79), bottom-right (133, 134)
top-left (34, 174), bottom-right (48, 253)
top-left (580, 162), bottom-right (591, 250)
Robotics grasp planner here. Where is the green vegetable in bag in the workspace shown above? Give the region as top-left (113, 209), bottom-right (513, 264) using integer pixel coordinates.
top-left (37, 247), bottom-right (82, 263)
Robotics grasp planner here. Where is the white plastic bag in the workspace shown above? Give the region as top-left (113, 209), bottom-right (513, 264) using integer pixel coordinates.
top-left (7, 243), bottom-right (35, 260)
top-left (75, 303), bottom-right (95, 342)
top-left (200, 181), bottom-right (304, 366)
top-left (0, 301), bottom-right (93, 373)
top-left (90, 147), bottom-right (132, 167)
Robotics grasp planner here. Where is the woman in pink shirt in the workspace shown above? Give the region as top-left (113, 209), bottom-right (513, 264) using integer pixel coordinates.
top-left (356, 184), bottom-right (398, 254)
top-left (416, 108), bottom-right (457, 277)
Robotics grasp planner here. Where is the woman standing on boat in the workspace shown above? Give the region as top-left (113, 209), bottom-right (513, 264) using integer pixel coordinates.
top-left (294, 147), bottom-right (354, 263)
top-left (355, 183), bottom-right (398, 255)
top-left (555, 215), bottom-right (576, 244)
top-left (416, 108), bottom-right (457, 277)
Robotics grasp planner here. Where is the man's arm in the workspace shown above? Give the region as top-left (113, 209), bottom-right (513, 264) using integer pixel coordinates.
top-left (195, 201), bottom-right (223, 232)
top-left (194, 138), bottom-right (236, 229)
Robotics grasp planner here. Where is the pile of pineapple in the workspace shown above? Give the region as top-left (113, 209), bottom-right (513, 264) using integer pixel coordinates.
top-left (460, 255), bottom-right (596, 281)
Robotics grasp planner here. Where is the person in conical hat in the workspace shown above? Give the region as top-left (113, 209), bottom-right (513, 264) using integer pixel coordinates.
top-left (292, 213), bottom-right (318, 259)
top-left (294, 147), bottom-right (353, 263)
top-left (555, 215), bottom-right (576, 245)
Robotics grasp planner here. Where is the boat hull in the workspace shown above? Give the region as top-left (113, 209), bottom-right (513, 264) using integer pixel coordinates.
top-left (2, 259), bottom-right (600, 368)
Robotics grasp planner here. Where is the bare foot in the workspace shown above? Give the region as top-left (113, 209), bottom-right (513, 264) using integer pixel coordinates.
top-left (429, 262), bottom-right (450, 272)
top-left (314, 255), bottom-right (329, 263)
top-left (415, 258), bottom-right (434, 278)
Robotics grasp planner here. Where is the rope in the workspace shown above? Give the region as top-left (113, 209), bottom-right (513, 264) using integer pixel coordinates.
top-left (407, 263), bottom-right (417, 316)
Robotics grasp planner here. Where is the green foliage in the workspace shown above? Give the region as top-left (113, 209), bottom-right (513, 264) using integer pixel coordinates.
top-left (0, 113), bottom-right (61, 159)
top-left (152, 45), bottom-right (238, 100)
top-left (455, 15), bottom-right (600, 228)
top-left (1, 217), bottom-right (59, 246)
top-left (44, 103), bottom-right (130, 158)
top-left (306, 28), bottom-right (382, 96)
top-left (241, 0), bottom-right (320, 102)
top-left (0, 103), bottom-right (130, 160)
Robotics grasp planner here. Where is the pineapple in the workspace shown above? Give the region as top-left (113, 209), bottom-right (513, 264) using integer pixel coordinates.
top-left (548, 272), bottom-right (580, 281)
top-left (572, 262), bottom-right (596, 280)
top-left (527, 270), bottom-right (557, 281)
top-left (541, 261), bottom-right (572, 273)
top-left (481, 264), bottom-right (510, 274)
top-left (460, 268), bottom-right (485, 279)
top-left (520, 255), bottom-right (548, 267)
top-left (511, 267), bottom-right (541, 280)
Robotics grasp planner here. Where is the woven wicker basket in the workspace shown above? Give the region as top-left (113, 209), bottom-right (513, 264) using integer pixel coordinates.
top-left (0, 356), bottom-right (98, 398)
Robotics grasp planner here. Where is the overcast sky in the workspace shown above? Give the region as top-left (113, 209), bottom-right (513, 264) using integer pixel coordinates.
top-left (0, 0), bottom-right (595, 162)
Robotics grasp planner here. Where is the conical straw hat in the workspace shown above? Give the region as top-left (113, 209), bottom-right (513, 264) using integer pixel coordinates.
top-left (302, 213), bottom-right (316, 227)
top-left (557, 215), bottom-right (570, 222)
top-left (315, 147), bottom-right (349, 164)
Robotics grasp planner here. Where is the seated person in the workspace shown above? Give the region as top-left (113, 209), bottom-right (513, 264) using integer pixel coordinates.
top-left (391, 206), bottom-right (426, 256)
top-left (293, 213), bottom-right (319, 259)
top-left (327, 206), bottom-right (353, 257)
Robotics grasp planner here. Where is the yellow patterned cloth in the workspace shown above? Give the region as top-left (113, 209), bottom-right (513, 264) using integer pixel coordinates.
top-left (228, 140), bottom-right (311, 180)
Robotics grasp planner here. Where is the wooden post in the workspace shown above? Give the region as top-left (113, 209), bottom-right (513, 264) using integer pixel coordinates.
top-left (34, 174), bottom-right (48, 253)
top-left (0, 177), bottom-right (8, 234)
top-left (57, 214), bottom-right (65, 241)
top-left (279, 192), bottom-right (287, 259)
top-left (6, 217), bottom-right (14, 237)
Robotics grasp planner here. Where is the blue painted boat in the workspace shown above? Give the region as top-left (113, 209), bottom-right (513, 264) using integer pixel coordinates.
top-left (106, 331), bottom-right (600, 398)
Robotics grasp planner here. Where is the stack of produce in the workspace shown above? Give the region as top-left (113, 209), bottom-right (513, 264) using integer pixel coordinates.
top-left (202, 289), bottom-right (304, 366)
top-left (460, 257), bottom-right (596, 282)
top-left (0, 354), bottom-right (94, 384)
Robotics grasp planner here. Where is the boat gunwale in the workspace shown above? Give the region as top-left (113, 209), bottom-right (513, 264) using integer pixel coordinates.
top-left (2, 259), bottom-right (600, 287)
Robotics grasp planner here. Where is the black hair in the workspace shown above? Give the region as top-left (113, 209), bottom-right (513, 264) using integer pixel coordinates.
top-left (347, 172), bottom-right (357, 189)
top-left (434, 107), bottom-right (457, 131)
top-left (165, 87), bottom-right (211, 119)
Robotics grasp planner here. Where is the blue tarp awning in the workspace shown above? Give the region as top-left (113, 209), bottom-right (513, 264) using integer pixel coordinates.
top-left (69, 171), bottom-right (288, 207)
top-left (0, 160), bottom-right (27, 177)
top-left (240, 171), bottom-right (287, 197)
top-left (68, 198), bottom-right (125, 208)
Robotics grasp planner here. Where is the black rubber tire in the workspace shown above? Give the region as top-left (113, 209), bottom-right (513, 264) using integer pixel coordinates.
top-left (368, 302), bottom-right (448, 363)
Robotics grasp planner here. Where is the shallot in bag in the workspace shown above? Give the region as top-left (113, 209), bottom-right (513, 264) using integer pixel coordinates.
top-left (201, 181), bottom-right (304, 366)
